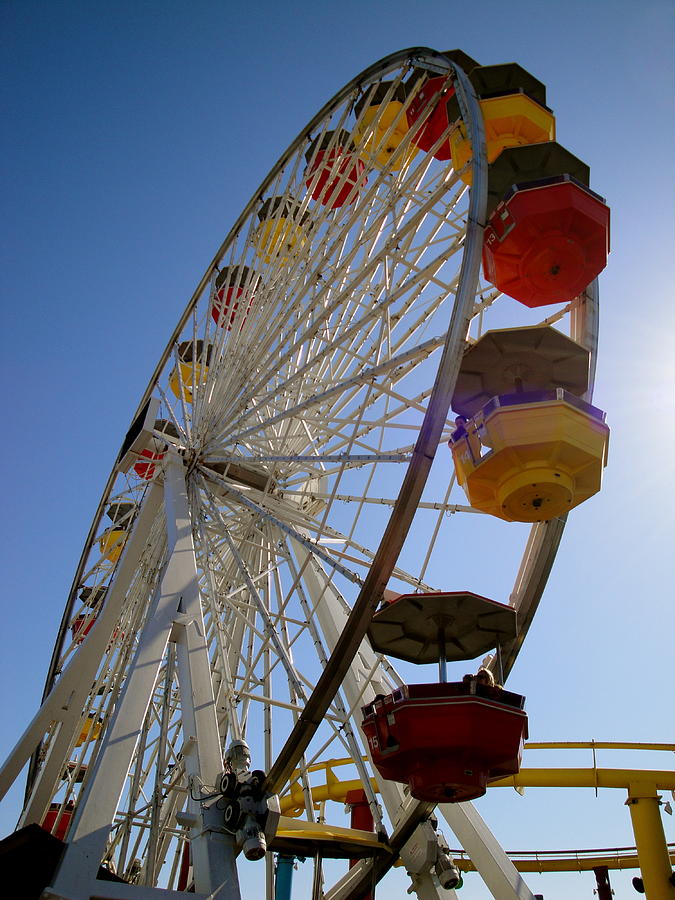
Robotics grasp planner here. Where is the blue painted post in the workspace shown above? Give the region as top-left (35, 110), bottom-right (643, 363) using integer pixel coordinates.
top-left (274, 855), bottom-right (296, 900)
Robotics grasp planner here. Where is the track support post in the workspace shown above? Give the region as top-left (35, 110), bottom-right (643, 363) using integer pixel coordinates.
top-left (626, 783), bottom-right (675, 899)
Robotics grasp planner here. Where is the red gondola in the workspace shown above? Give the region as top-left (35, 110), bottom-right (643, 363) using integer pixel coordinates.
top-left (133, 447), bottom-right (164, 480)
top-left (211, 266), bottom-right (256, 329)
top-left (41, 802), bottom-right (75, 841)
top-left (70, 613), bottom-right (95, 644)
top-left (483, 176), bottom-right (610, 307)
top-left (363, 591), bottom-right (528, 802)
top-left (133, 419), bottom-right (179, 480)
top-left (406, 74), bottom-right (455, 160)
top-left (362, 681), bottom-right (527, 802)
top-left (305, 131), bottom-right (366, 208)
top-left (70, 614), bottom-right (121, 647)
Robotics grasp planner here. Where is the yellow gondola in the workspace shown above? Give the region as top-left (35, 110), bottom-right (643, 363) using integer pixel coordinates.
top-left (253, 197), bottom-right (308, 264)
top-left (75, 714), bottom-right (102, 748)
top-left (450, 389), bottom-right (609, 522)
top-left (452, 91), bottom-right (555, 185)
top-left (353, 83), bottom-right (418, 171)
top-left (98, 527), bottom-right (127, 563)
top-left (168, 340), bottom-right (211, 404)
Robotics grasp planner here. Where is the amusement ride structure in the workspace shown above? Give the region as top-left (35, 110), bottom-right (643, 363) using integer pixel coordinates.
top-left (1, 47), bottom-right (673, 899)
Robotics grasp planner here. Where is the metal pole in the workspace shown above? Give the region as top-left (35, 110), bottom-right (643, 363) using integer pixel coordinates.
top-left (626, 785), bottom-right (675, 899)
top-left (438, 628), bottom-right (448, 683)
top-left (495, 642), bottom-right (504, 686)
top-left (311, 850), bottom-right (324, 900)
top-left (163, 451), bottom-right (239, 899)
top-left (275, 856), bottom-right (296, 900)
top-left (145, 646), bottom-right (175, 885)
top-left (592, 865), bottom-right (612, 900)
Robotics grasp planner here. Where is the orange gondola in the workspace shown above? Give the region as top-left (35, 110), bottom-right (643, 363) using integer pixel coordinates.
top-left (483, 176), bottom-right (610, 307)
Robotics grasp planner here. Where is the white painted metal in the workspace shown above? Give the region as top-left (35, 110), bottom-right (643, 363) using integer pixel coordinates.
top-left (47, 452), bottom-right (239, 900)
top-left (0, 485), bottom-right (163, 820)
top-left (162, 452), bottom-right (237, 898)
top-left (440, 802), bottom-right (537, 900)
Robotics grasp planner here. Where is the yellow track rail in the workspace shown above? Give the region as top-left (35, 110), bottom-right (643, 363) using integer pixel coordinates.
top-left (280, 742), bottom-right (675, 814)
top-left (452, 845), bottom-right (675, 874)
top-left (278, 742), bottom-right (675, 893)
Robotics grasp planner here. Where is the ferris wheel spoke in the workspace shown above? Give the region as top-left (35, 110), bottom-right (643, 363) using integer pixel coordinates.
top-left (276, 539), bottom-right (387, 831)
top-left (307, 388), bottom-right (430, 457)
top-left (198, 474), bottom-right (363, 590)
top-left (223, 223), bottom-right (462, 428)
top-left (206, 451), bottom-right (410, 468)
top-left (214, 526), bottom-right (310, 708)
top-left (221, 339), bottom-right (445, 449)
top-left (193, 537), bottom-right (246, 741)
top-left (470, 284), bottom-right (502, 321)
top-left (202, 190), bottom-right (468, 440)
top-left (280, 457), bottom-right (412, 488)
top-left (291, 520), bottom-right (439, 594)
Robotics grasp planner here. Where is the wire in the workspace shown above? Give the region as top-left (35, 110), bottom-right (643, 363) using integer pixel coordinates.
top-left (188, 774), bottom-right (221, 802)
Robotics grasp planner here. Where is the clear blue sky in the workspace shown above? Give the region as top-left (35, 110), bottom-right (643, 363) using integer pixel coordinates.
top-left (1, 2), bottom-right (673, 897)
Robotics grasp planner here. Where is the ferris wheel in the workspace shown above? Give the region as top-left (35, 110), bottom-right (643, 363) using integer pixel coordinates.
top-left (0, 47), bottom-right (610, 899)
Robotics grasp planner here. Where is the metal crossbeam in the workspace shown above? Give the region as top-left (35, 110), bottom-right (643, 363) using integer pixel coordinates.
top-left (46, 453), bottom-right (239, 899)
